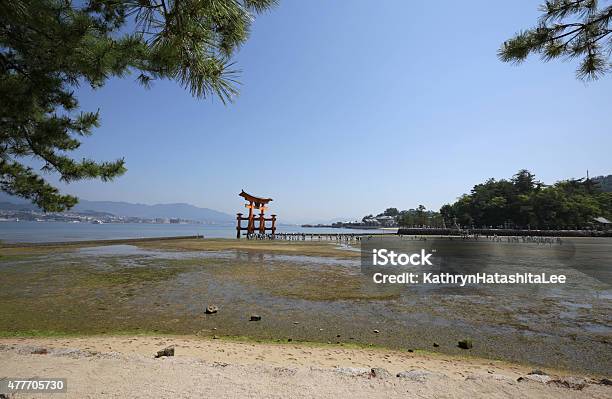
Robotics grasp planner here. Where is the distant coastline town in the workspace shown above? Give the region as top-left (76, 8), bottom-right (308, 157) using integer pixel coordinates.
top-left (302, 212), bottom-right (408, 229)
top-left (0, 208), bottom-right (203, 225)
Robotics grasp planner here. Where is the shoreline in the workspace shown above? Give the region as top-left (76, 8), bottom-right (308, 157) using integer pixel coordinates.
top-left (2, 225), bottom-right (612, 248)
top-left (1, 335), bottom-right (610, 398)
top-left (0, 332), bottom-right (609, 378)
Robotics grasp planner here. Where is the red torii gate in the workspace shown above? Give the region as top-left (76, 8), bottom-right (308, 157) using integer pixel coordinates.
top-left (236, 190), bottom-right (277, 238)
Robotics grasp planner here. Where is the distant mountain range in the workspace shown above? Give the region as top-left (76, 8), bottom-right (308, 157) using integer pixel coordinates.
top-left (0, 192), bottom-right (233, 223)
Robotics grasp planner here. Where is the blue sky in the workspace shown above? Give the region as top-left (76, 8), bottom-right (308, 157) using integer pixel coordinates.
top-left (42, 0), bottom-right (611, 224)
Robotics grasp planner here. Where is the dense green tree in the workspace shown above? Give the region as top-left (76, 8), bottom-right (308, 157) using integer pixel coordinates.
top-left (415, 204), bottom-right (427, 226)
top-left (398, 210), bottom-right (415, 227)
top-left (382, 207), bottom-right (399, 217)
top-left (1, 0), bottom-right (276, 211)
top-left (361, 214), bottom-right (373, 223)
top-left (395, 206), bottom-right (444, 228)
top-left (443, 170), bottom-right (612, 229)
top-left (593, 174), bottom-right (612, 192)
top-left (512, 169), bottom-right (541, 194)
top-left (439, 204), bottom-right (454, 227)
top-left (499, 0), bottom-right (612, 80)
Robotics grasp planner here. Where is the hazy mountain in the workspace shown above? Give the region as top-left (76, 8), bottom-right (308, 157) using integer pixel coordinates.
top-left (0, 201), bottom-right (38, 211)
top-left (0, 192), bottom-right (233, 223)
top-left (0, 192), bottom-right (29, 205)
top-left (74, 200), bottom-right (233, 222)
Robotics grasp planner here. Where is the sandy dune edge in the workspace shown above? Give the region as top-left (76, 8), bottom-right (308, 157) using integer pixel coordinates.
top-left (1, 337), bottom-right (609, 398)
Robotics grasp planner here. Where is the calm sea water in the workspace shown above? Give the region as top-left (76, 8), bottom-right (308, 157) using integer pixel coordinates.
top-left (0, 221), bottom-right (387, 243)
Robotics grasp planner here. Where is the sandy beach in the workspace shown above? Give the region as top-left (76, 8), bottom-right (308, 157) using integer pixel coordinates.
top-left (1, 336), bottom-right (610, 398)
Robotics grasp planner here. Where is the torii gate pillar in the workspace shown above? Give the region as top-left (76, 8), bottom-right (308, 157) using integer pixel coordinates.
top-left (235, 190), bottom-right (277, 238)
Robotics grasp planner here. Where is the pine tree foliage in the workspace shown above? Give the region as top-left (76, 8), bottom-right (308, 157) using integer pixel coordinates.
top-left (1, 0), bottom-right (276, 211)
top-left (499, 0), bottom-right (612, 80)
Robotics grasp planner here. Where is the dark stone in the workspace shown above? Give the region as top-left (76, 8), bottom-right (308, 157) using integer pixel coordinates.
top-left (458, 339), bottom-right (473, 349)
top-left (519, 374), bottom-right (551, 383)
top-left (273, 367), bottom-right (297, 377)
top-left (370, 367), bottom-right (391, 379)
top-left (407, 349), bottom-right (414, 353)
top-left (250, 314), bottom-right (261, 321)
top-left (155, 346), bottom-right (175, 358)
top-left (433, 342), bottom-right (439, 347)
top-left (334, 367), bottom-right (371, 377)
top-left (548, 377), bottom-right (587, 390)
top-left (396, 369), bottom-right (444, 381)
top-left (205, 305), bottom-right (219, 314)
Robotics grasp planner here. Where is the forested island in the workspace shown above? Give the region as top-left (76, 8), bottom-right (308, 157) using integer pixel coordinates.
top-left (343, 171), bottom-right (612, 230)
top-left (440, 170), bottom-right (611, 230)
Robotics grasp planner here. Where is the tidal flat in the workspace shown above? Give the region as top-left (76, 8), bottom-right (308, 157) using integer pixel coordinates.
top-left (0, 238), bottom-right (610, 375)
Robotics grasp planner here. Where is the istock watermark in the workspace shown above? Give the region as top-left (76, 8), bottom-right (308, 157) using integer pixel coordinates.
top-left (371, 271), bottom-right (567, 286)
top-left (358, 237), bottom-right (586, 288)
top-left (371, 248), bottom-right (434, 266)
